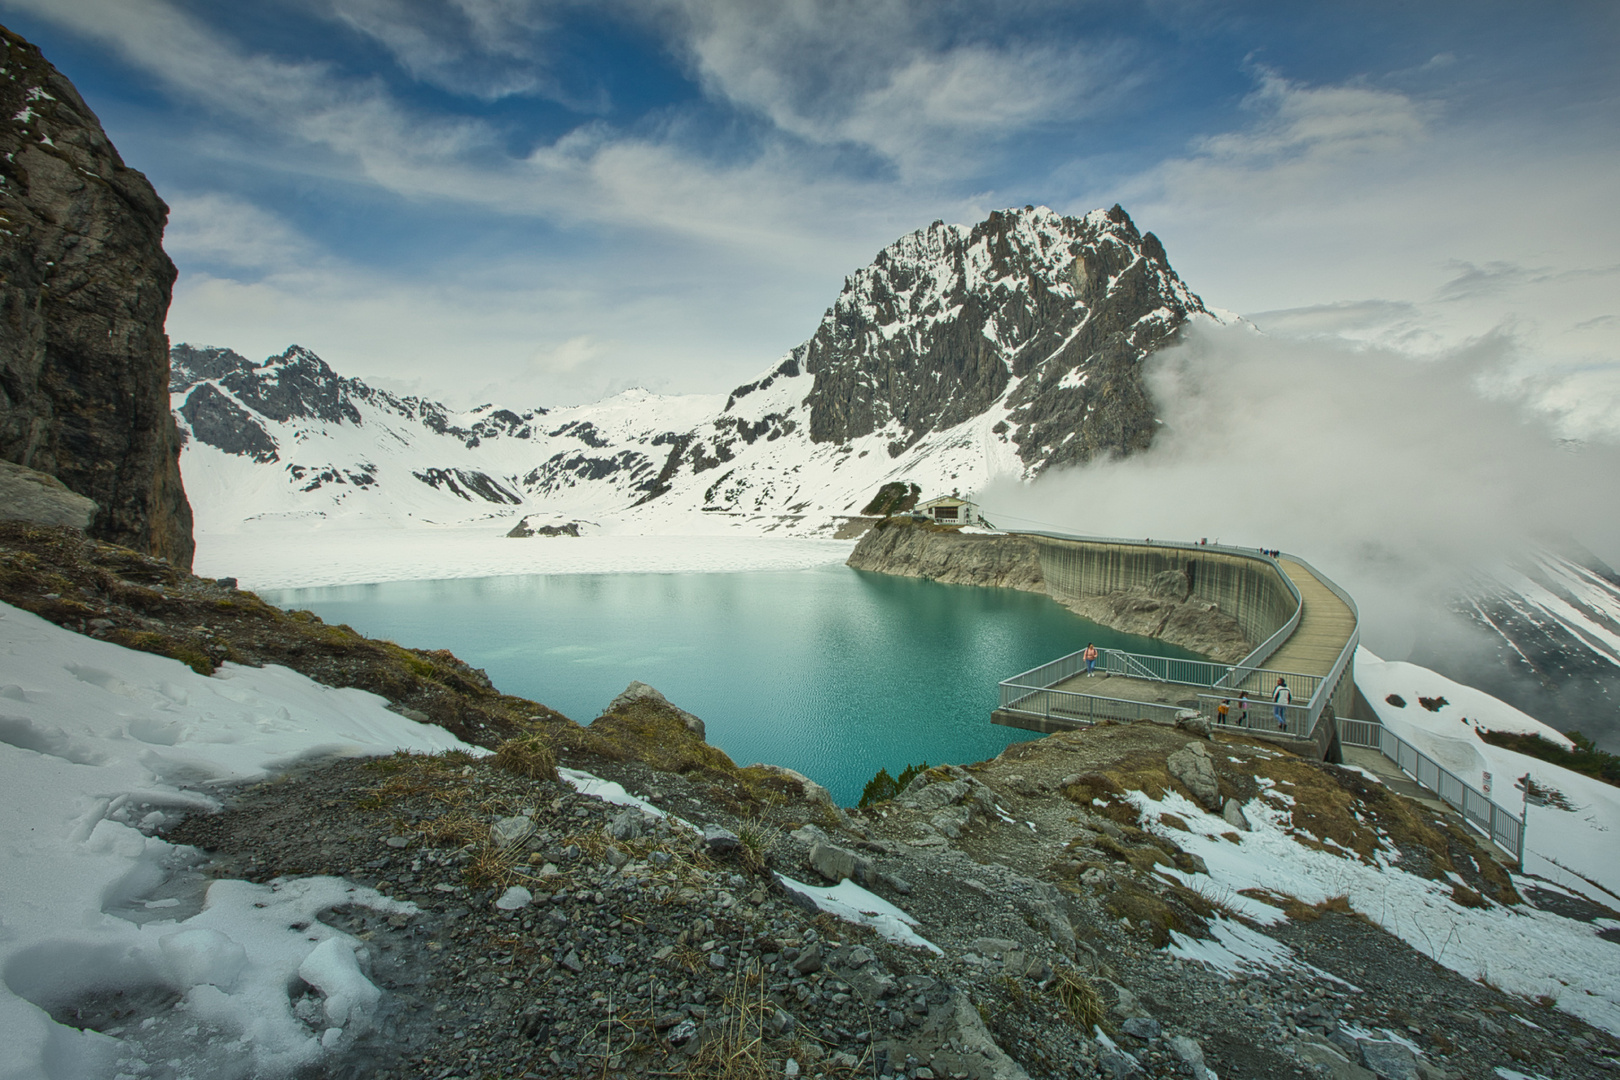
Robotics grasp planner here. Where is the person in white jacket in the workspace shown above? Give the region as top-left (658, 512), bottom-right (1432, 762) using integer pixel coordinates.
top-left (1272, 677), bottom-right (1291, 730)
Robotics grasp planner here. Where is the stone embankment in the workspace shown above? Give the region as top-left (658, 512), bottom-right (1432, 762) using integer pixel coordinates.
top-left (847, 519), bottom-right (1251, 662)
top-left (846, 518), bottom-right (1047, 593)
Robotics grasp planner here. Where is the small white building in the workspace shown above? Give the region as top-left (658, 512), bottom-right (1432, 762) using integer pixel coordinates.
top-left (916, 494), bottom-right (986, 527)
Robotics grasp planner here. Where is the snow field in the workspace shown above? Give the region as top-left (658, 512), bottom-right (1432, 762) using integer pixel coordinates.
top-left (1354, 649), bottom-right (1620, 908)
top-left (195, 525), bottom-right (857, 590)
top-left (0, 602), bottom-right (480, 1080)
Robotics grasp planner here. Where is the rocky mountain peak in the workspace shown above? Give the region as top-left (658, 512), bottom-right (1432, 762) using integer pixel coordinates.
top-left (790, 204), bottom-right (1208, 471)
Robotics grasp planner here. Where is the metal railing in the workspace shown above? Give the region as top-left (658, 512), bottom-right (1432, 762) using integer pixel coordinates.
top-left (997, 684), bottom-right (1190, 727)
top-left (995, 529), bottom-right (1530, 865)
top-left (1196, 694), bottom-right (1313, 739)
top-left (999, 646), bottom-right (1322, 711)
top-left (1336, 717), bottom-right (1524, 863)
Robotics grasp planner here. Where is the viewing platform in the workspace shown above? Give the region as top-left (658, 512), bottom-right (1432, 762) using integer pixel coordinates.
top-left (990, 530), bottom-right (1526, 862)
top-left (991, 535), bottom-right (1359, 760)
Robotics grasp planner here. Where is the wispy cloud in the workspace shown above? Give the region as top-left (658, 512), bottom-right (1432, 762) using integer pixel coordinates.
top-left (658, 0), bottom-right (1133, 179)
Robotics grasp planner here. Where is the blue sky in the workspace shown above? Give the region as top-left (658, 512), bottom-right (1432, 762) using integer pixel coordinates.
top-left (4, 0), bottom-right (1617, 423)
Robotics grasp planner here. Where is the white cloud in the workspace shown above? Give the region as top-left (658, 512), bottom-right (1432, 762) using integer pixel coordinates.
top-left (163, 192), bottom-right (324, 274)
top-left (658, 0), bottom-right (1130, 178)
top-left (980, 324), bottom-right (1620, 659)
top-left (1195, 68), bottom-right (1431, 167)
top-left (1101, 68), bottom-right (1620, 424)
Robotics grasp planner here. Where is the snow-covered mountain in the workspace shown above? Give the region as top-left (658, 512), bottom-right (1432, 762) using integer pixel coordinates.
top-left (1438, 546), bottom-right (1620, 747)
top-left (171, 205), bottom-right (1217, 537)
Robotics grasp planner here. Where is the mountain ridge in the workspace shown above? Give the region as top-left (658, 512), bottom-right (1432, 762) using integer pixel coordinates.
top-left (171, 204), bottom-right (1216, 535)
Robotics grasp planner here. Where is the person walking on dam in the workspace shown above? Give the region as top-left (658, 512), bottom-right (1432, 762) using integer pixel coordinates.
top-left (1237, 691), bottom-right (1250, 727)
top-left (1273, 678), bottom-right (1291, 730)
top-left (1083, 643), bottom-right (1099, 675)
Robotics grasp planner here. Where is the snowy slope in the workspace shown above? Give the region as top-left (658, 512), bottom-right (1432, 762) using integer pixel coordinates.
top-left (1141, 772), bottom-right (1620, 1036)
top-left (1355, 648), bottom-right (1620, 909)
top-left (173, 205), bottom-right (1215, 547)
top-left (0, 601), bottom-right (478, 1080)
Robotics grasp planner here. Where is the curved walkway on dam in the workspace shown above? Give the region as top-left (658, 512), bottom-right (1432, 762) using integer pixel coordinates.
top-left (1257, 557), bottom-right (1357, 687)
top-left (997, 532), bottom-right (1362, 753)
top-left (994, 531), bottom-right (1527, 863)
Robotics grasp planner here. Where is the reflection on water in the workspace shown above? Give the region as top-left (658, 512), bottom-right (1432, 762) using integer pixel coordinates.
top-left (264, 565), bottom-right (1202, 804)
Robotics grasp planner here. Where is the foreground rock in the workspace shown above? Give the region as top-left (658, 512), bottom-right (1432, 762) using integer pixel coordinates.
top-left (145, 700), bottom-right (1618, 1080)
top-left (0, 460), bottom-right (97, 529)
top-left (0, 27), bottom-right (194, 568)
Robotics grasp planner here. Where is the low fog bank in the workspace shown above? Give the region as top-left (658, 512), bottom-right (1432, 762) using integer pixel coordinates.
top-left (980, 323), bottom-right (1620, 684)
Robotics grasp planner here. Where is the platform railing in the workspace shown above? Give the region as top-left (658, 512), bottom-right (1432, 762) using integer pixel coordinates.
top-left (1335, 717), bottom-right (1524, 862)
top-left (1195, 694), bottom-right (1313, 739)
top-left (999, 646), bottom-right (1321, 710)
top-left (995, 684), bottom-right (1190, 727)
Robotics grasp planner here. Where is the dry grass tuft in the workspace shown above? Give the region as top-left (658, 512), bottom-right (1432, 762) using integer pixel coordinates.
top-left (684, 964), bottom-right (779, 1080)
top-left (493, 730), bottom-right (557, 781)
top-left (735, 818), bottom-right (781, 874)
top-left (1051, 966), bottom-right (1106, 1030)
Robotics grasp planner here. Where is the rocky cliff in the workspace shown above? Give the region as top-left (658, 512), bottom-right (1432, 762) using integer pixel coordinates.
top-left (846, 517), bottom-right (1046, 592)
top-left (0, 27), bottom-right (193, 567)
top-left (792, 205), bottom-right (1208, 472)
top-left (848, 521), bottom-right (1251, 661)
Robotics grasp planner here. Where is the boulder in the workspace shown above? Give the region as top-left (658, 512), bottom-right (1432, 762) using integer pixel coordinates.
top-left (1167, 1035), bottom-right (1212, 1080)
top-left (703, 825), bottom-right (740, 855)
top-left (1221, 798), bottom-right (1252, 832)
top-left (1167, 742), bottom-right (1221, 811)
top-left (490, 816), bottom-right (535, 849)
top-left (807, 841), bottom-right (877, 886)
top-left (1360, 1040), bottom-right (1420, 1080)
top-left (0, 460), bottom-right (96, 529)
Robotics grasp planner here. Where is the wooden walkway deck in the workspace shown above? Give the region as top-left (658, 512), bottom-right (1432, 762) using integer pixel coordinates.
top-left (1257, 558), bottom-right (1357, 683)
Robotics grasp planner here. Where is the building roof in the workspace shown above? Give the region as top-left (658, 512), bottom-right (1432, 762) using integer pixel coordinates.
top-left (918, 495), bottom-right (974, 509)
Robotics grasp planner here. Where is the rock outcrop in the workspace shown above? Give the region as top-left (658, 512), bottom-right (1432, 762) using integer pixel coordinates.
top-left (846, 518), bottom-right (1045, 592)
top-left (0, 459), bottom-right (96, 528)
top-left (0, 28), bottom-right (193, 567)
top-left (795, 205), bottom-right (1208, 471)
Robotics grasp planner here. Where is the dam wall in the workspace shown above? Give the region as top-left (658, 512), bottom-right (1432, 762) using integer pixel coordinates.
top-left (1028, 535), bottom-right (1298, 657)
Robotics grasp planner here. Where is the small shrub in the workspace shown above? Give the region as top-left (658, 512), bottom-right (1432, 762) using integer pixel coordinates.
top-left (1384, 694), bottom-right (1406, 708)
top-left (857, 761), bottom-right (929, 806)
top-left (1475, 728), bottom-right (1620, 788)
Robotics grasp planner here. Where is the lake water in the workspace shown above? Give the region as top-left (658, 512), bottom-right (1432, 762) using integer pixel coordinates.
top-left (263, 566), bottom-right (1202, 804)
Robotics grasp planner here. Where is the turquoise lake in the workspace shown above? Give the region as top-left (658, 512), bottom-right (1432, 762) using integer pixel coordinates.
top-left (263, 566), bottom-right (1201, 805)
